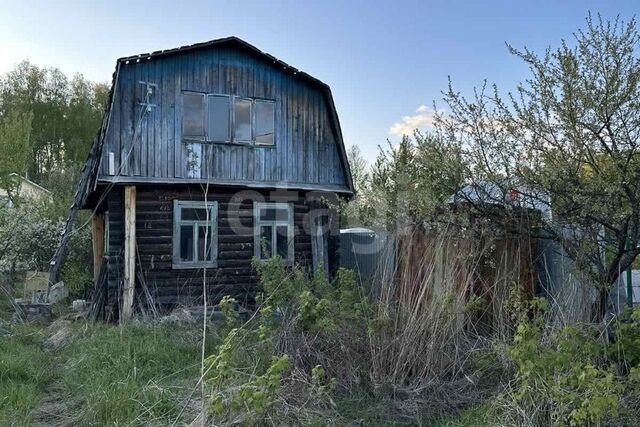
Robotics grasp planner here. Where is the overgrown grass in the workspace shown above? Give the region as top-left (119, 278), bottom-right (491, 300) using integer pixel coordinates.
top-left (0, 323), bottom-right (52, 425)
top-left (434, 404), bottom-right (499, 427)
top-left (0, 319), bottom-right (218, 426)
top-left (59, 322), bottom-right (216, 426)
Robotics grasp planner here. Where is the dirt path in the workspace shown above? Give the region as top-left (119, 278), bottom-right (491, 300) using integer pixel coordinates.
top-left (31, 320), bottom-right (74, 427)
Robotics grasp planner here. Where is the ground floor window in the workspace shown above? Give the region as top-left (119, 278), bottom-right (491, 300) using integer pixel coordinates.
top-left (172, 200), bottom-right (218, 268)
top-left (254, 202), bottom-right (294, 263)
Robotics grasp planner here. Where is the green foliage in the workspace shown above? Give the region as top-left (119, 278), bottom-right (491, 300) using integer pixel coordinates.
top-left (219, 295), bottom-right (240, 331)
top-left (205, 258), bottom-right (369, 423)
top-left (0, 110), bottom-right (32, 200)
top-left (504, 299), bottom-right (628, 426)
top-left (440, 14), bottom-right (640, 308)
top-left (343, 132), bottom-right (466, 229)
top-left (206, 325), bottom-right (279, 422)
top-left (0, 61), bottom-right (107, 182)
top-left (252, 257), bottom-right (369, 332)
top-left (0, 62), bottom-right (104, 299)
top-left (311, 364), bottom-right (338, 398)
top-left (0, 199), bottom-right (91, 297)
top-left (59, 222), bottom-right (92, 296)
top-left (435, 403), bottom-right (498, 427)
top-left (210, 351), bottom-right (290, 418)
top-left (342, 144), bottom-right (376, 227)
top-left (0, 320), bottom-right (218, 426)
top-left (609, 308), bottom-right (640, 369)
top-left (0, 203), bottom-right (62, 271)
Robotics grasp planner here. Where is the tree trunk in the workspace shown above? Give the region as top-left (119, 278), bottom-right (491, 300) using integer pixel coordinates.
top-left (594, 286), bottom-right (610, 323)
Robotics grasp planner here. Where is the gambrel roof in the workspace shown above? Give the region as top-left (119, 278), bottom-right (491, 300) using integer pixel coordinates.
top-left (75, 36), bottom-right (354, 208)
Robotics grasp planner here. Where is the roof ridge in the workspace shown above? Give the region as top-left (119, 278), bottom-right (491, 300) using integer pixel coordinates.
top-left (115, 36), bottom-right (329, 89)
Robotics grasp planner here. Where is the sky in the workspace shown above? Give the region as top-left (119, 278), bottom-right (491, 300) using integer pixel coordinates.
top-left (0, 0), bottom-right (638, 162)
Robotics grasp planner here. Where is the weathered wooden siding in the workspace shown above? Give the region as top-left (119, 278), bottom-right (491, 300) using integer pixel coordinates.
top-left (99, 46), bottom-right (349, 190)
top-left (102, 185), bottom-right (331, 315)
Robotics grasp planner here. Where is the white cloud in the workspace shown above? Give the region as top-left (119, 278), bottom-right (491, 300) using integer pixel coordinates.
top-left (389, 105), bottom-right (440, 137)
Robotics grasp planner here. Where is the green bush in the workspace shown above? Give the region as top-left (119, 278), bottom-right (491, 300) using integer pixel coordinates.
top-left (500, 302), bottom-right (640, 426)
top-left (205, 257), bottom-right (370, 424)
top-left (0, 199), bottom-right (92, 299)
top-left (59, 220), bottom-right (92, 297)
top-left (0, 203), bottom-right (61, 272)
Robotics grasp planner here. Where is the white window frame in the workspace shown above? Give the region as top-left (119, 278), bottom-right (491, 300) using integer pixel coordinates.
top-left (172, 200), bottom-right (218, 269)
top-left (254, 202), bottom-right (294, 264)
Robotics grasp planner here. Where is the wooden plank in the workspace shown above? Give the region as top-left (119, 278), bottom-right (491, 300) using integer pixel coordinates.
top-left (121, 185), bottom-right (137, 322)
top-left (120, 64), bottom-right (133, 176)
top-left (91, 213), bottom-right (105, 284)
top-left (174, 72), bottom-right (183, 178)
top-left (164, 59), bottom-right (174, 178)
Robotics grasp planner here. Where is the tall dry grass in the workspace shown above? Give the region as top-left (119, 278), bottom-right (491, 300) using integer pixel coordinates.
top-left (366, 226), bottom-right (538, 416)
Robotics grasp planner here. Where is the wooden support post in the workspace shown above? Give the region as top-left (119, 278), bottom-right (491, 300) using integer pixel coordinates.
top-left (91, 213), bottom-right (105, 284)
top-left (121, 186), bottom-right (136, 322)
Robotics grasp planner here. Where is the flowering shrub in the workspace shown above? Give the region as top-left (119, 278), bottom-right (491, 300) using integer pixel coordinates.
top-left (0, 203), bottom-right (91, 296)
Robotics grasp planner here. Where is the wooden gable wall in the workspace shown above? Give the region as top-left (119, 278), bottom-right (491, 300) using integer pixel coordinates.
top-left (99, 45), bottom-right (349, 191)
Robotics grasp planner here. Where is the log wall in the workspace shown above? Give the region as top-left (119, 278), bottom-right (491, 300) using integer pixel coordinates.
top-left (101, 184), bottom-right (337, 318)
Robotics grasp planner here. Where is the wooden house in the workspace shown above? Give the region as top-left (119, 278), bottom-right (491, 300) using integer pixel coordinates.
top-left (51, 37), bottom-right (353, 321)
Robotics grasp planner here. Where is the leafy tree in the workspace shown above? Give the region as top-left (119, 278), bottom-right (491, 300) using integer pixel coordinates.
top-left (0, 61), bottom-right (108, 185)
top-left (365, 133), bottom-right (465, 230)
top-left (439, 14), bottom-right (640, 319)
top-left (343, 145), bottom-right (375, 226)
top-left (0, 110), bottom-right (32, 201)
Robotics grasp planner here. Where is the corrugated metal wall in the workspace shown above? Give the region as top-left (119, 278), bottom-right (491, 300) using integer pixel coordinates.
top-left (339, 229), bottom-right (395, 284)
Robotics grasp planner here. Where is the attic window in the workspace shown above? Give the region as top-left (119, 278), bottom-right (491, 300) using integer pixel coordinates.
top-left (207, 95), bottom-right (231, 142)
top-left (183, 93), bottom-right (205, 140)
top-left (182, 92), bottom-right (275, 146)
top-left (254, 100), bottom-right (275, 145)
top-left (234, 98), bottom-right (252, 143)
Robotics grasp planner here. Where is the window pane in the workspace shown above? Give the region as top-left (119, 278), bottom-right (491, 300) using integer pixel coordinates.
top-left (180, 224), bottom-right (194, 262)
top-left (197, 225), bottom-right (212, 261)
top-left (259, 207), bottom-right (289, 222)
top-left (183, 93), bottom-right (205, 139)
top-left (276, 225), bottom-right (289, 259)
top-left (234, 98), bottom-right (252, 142)
top-left (208, 95), bottom-right (230, 141)
top-left (259, 225), bottom-right (273, 259)
top-left (254, 101), bottom-right (274, 145)
top-left (181, 207), bottom-right (210, 221)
